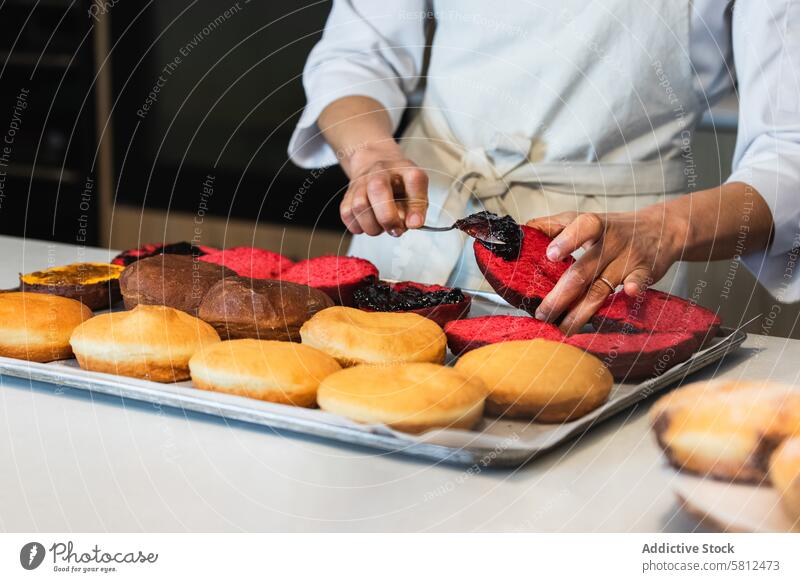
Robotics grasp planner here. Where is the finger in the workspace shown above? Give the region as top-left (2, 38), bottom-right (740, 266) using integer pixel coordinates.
top-left (535, 244), bottom-right (608, 323)
top-left (546, 212), bottom-right (605, 261)
top-left (350, 188), bottom-right (383, 236)
top-left (525, 212), bottom-right (578, 238)
top-left (340, 189), bottom-right (364, 235)
top-left (400, 167), bottom-right (429, 229)
top-left (623, 268), bottom-right (653, 297)
top-left (559, 267), bottom-right (620, 335)
top-left (366, 173), bottom-right (404, 236)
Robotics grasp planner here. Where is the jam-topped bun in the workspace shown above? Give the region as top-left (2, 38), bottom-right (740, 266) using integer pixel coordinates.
top-left (70, 304), bottom-right (220, 382)
top-left (0, 292), bottom-right (92, 362)
top-left (474, 225), bottom-right (573, 316)
top-left (353, 280), bottom-right (471, 327)
top-left (299, 306), bottom-right (446, 367)
top-left (198, 276), bottom-right (333, 341)
top-left (199, 247), bottom-right (294, 279)
top-left (20, 262), bottom-right (125, 310)
top-left (280, 256), bottom-right (378, 306)
top-left (189, 339), bottom-right (341, 407)
top-left (119, 254), bottom-right (236, 315)
top-left (111, 241), bottom-right (215, 267)
top-left (444, 315), bottom-right (565, 355)
top-left (455, 339), bottom-right (612, 422)
top-left (650, 380), bottom-right (800, 483)
top-left (318, 363), bottom-right (487, 433)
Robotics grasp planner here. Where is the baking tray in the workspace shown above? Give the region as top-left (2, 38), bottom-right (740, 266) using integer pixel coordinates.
top-left (0, 290), bottom-right (746, 467)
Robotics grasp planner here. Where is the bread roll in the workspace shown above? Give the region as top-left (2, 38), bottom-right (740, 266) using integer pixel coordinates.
top-left (70, 304), bottom-right (220, 382)
top-left (198, 277), bottom-right (333, 341)
top-left (299, 306), bottom-right (446, 367)
top-left (119, 254), bottom-right (235, 315)
top-left (0, 292), bottom-right (92, 362)
top-left (769, 437), bottom-right (800, 530)
top-left (189, 339), bottom-right (340, 406)
top-left (318, 363), bottom-right (486, 432)
top-left (650, 380), bottom-right (800, 483)
top-left (454, 339), bottom-right (613, 422)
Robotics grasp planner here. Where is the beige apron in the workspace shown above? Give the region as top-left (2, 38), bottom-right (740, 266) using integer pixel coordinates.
top-left (349, 0), bottom-right (699, 295)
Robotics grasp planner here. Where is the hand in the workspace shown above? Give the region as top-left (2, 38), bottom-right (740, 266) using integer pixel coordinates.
top-left (340, 143), bottom-right (428, 236)
top-left (526, 204), bottom-right (688, 335)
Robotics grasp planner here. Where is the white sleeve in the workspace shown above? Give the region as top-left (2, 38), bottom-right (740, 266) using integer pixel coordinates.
top-left (728, 0), bottom-right (800, 302)
top-left (287, 0), bottom-right (428, 169)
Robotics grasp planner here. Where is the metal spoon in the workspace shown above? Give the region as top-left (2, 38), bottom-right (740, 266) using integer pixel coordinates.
top-left (418, 223), bottom-right (506, 245)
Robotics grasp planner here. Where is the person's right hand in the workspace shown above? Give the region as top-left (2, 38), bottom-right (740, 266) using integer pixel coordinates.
top-left (340, 143), bottom-right (428, 237)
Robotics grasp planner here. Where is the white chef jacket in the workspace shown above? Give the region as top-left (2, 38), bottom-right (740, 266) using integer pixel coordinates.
top-left (288, 1), bottom-right (800, 301)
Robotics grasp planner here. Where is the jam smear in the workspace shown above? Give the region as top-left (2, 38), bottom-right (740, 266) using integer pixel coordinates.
top-left (455, 211), bottom-right (523, 260)
top-left (353, 282), bottom-right (466, 312)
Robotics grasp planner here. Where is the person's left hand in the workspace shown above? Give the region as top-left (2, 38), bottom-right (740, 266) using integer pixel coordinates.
top-left (526, 204), bottom-right (688, 335)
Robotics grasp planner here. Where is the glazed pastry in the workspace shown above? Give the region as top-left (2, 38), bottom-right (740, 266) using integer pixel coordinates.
top-left (119, 254), bottom-right (236, 315)
top-left (0, 292), bottom-right (92, 362)
top-left (299, 306), bottom-right (447, 367)
top-left (189, 339), bottom-right (341, 407)
top-left (650, 380), bottom-right (800, 483)
top-left (455, 339), bottom-right (613, 422)
top-left (317, 363), bottom-right (486, 432)
top-left (70, 304), bottom-right (220, 382)
top-left (198, 277), bottom-right (333, 341)
top-left (20, 262), bottom-right (125, 310)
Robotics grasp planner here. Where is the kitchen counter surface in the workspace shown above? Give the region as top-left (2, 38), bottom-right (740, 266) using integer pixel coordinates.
top-left (0, 236), bottom-right (792, 532)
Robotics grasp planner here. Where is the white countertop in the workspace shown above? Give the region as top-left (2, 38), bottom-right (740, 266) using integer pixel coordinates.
top-left (0, 236), bottom-right (792, 532)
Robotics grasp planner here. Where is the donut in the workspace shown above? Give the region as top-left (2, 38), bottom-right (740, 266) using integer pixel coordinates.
top-left (317, 363), bottom-right (486, 432)
top-left (0, 292), bottom-right (92, 362)
top-left (69, 304), bottom-right (220, 382)
top-left (189, 339), bottom-right (341, 407)
top-left (299, 307), bottom-right (446, 367)
top-left (199, 247), bottom-right (294, 279)
top-left (454, 339), bottom-right (613, 422)
top-left (280, 256), bottom-right (378, 305)
top-left (650, 380), bottom-right (800, 483)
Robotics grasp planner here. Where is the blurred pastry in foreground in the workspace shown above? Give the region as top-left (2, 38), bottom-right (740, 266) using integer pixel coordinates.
top-left (119, 254), bottom-right (236, 315)
top-left (769, 437), bottom-right (800, 530)
top-left (650, 380), bottom-right (800, 483)
top-left (317, 363), bottom-right (486, 432)
top-left (20, 262), bottom-right (125, 310)
top-left (299, 306), bottom-right (446, 367)
top-left (454, 339), bottom-right (613, 422)
top-left (198, 277), bottom-right (333, 341)
top-left (189, 339), bottom-right (341, 407)
top-left (0, 292), bottom-right (92, 362)
top-left (70, 304), bottom-right (220, 382)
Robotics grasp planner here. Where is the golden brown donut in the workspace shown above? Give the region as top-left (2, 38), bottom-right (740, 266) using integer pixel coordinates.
top-left (189, 339), bottom-right (341, 407)
top-left (70, 304), bottom-right (220, 382)
top-left (0, 292), bottom-right (92, 362)
top-left (119, 254), bottom-right (236, 315)
top-left (20, 262), bottom-right (125, 310)
top-left (317, 363), bottom-right (486, 432)
top-left (198, 277), bottom-right (333, 341)
top-left (769, 437), bottom-right (800, 530)
top-left (650, 380), bottom-right (800, 483)
top-left (454, 339), bottom-right (613, 422)
top-left (299, 306), bottom-right (446, 367)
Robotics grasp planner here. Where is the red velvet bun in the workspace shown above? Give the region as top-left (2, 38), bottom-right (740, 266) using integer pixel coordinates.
top-left (566, 330), bottom-right (699, 380)
top-left (354, 280), bottom-right (471, 328)
top-left (112, 241), bottom-right (216, 266)
top-left (444, 315), bottom-right (565, 355)
top-left (591, 289), bottom-right (721, 347)
top-left (280, 256), bottom-right (379, 306)
top-left (474, 225), bottom-right (573, 315)
top-left (200, 247), bottom-right (294, 279)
